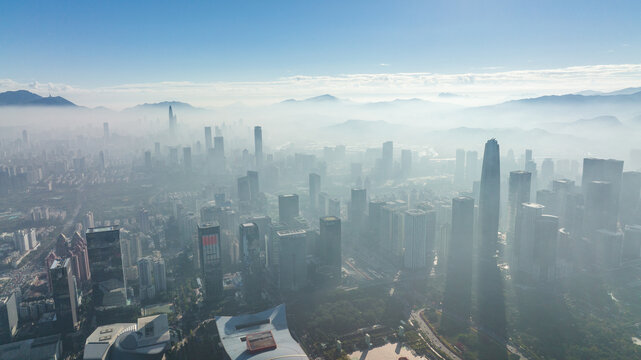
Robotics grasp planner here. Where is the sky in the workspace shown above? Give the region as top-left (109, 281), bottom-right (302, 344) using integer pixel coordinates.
top-left (1, 0), bottom-right (641, 108)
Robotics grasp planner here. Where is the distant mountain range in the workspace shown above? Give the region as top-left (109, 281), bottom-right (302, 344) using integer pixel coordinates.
top-left (281, 94), bottom-right (340, 103)
top-left (0, 90), bottom-right (76, 106)
top-left (124, 101), bottom-right (203, 112)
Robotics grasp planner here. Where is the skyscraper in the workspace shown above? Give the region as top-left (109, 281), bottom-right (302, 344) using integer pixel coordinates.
top-left (183, 147), bottom-right (192, 173)
top-left (0, 293), bottom-right (18, 345)
top-left (239, 223), bottom-right (261, 302)
top-left (103, 122), bottom-right (109, 141)
top-left (401, 149), bottom-right (412, 178)
top-left (86, 226), bottom-right (126, 307)
top-left (204, 126), bottom-right (213, 151)
top-left (320, 216), bottom-right (342, 281)
top-left (198, 223), bottom-right (223, 301)
top-left (247, 170), bottom-right (259, 202)
top-left (349, 188), bottom-right (367, 229)
top-left (254, 126), bottom-right (263, 169)
top-left (584, 180), bottom-right (615, 236)
top-left (442, 196), bottom-right (474, 334)
top-left (403, 209), bottom-right (428, 269)
top-left (477, 139), bottom-right (507, 360)
top-left (620, 171), bottom-right (641, 225)
top-left (49, 259), bottom-right (78, 332)
top-left (382, 141), bottom-right (393, 180)
top-left (276, 230), bottom-right (307, 291)
top-left (533, 214), bottom-right (559, 282)
top-left (465, 150), bottom-right (478, 187)
top-left (168, 106), bottom-right (177, 133)
top-left (137, 257), bottom-right (155, 300)
top-left (278, 194), bottom-right (299, 225)
top-left (582, 158), bottom-right (624, 222)
top-left (309, 173), bottom-right (321, 213)
top-left (514, 203), bottom-right (545, 277)
top-left (506, 171), bottom-right (531, 237)
top-left (144, 150), bottom-right (152, 169)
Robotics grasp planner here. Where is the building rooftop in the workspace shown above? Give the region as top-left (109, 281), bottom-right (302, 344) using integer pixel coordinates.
top-left (86, 226), bottom-right (119, 234)
top-left (215, 304), bottom-right (308, 360)
top-left (0, 334), bottom-right (61, 360)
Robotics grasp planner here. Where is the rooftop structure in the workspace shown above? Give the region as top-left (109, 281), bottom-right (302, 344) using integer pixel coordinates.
top-left (215, 304), bottom-right (308, 360)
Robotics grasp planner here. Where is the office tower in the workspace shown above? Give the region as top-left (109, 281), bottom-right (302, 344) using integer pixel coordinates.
top-left (381, 141), bottom-right (393, 180)
top-left (254, 126), bottom-right (263, 169)
top-left (368, 201), bottom-right (386, 246)
top-left (477, 139), bottom-right (507, 360)
top-left (137, 257), bottom-right (155, 300)
top-left (239, 223), bottom-right (261, 302)
top-left (86, 226), bottom-right (126, 306)
top-left (204, 126), bottom-right (213, 151)
top-left (103, 122), bottom-right (109, 140)
top-left (48, 232), bottom-right (92, 290)
top-left (0, 293), bottom-right (18, 344)
top-left (465, 150), bottom-right (478, 186)
top-left (525, 149), bottom-right (532, 164)
top-left (403, 209), bottom-right (428, 269)
top-left (183, 147), bottom-right (192, 172)
top-left (349, 188), bottom-right (367, 227)
top-left (309, 173), bottom-right (321, 213)
top-left (214, 136), bottom-right (225, 158)
top-left (622, 225), bottom-right (641, 262)
top-left (320, 216), bottom-right (342, 281)
top-left (506, 171), bottom-right (531, 237)
top-left (582, 158), bottom-right (624, 221)
top-left (168, 106), bottom-right (177, 133)
top-left (144, 150), bottom-right (152, 169)
top-left (169, 147), bottom-right (178, 165)
top-left (593, 229), bottom-right (623, 269)
top-left (247, 170), bottom-right (259, 202)
top-left (237, 176), bottom-right (251, 205)
top-left (455, 149), bottom-right (465, 185)
top-left (620, 171), bottom-right (641, 225)
top-left (533, 215), bottom-right (558, 282)
top-left (584, 181), bottom-right (615, 236)
top-left (278, 194), bottom-right (299, 225)
top-left (198, 223), bottom-right (223, 300)
top-left (401, 149), bottom-right (412, 178)
top-left (83, 211), bottom-right (95, 231)
top-left (153, 257), bottom-right (167, 293)
top-left (425, 210), bottom-right (437, 263)
top-left (514, 203), bottom-right (545, 275)
top-left (541, 158), bottom-right (554, 189)
top-left (442, 196), bottom-right (474, 334)
top-left (536, 189), bottom-right (555, 214)
top-left (276, 230), bottom-right (307, 291)
top-left (154, 142), bottom-right (161, 156)
top-left (49, 259), bottom-right (78, 332)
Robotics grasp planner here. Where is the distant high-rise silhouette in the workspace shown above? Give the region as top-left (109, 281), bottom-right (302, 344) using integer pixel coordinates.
top-left (254, 126), bottom-right (263, 169)
top-left (309, 173), bottom-right (321, 213)
top-left (382, 141), bottom-right (393, 180)
top-left (403, 209), bottom-right (428, 269)
top-left (320, 216), bottom-right (341, 282)
top-left (506, 171), bottom-right (531, 237)
top-left (204, 126), bottom-right (213, 151)
top-left (168, 106), bottom-right (177, 133)
top-left (455, 149), bottom-right (465, 185)
top-left (278, 194), bottom-right (300, 225)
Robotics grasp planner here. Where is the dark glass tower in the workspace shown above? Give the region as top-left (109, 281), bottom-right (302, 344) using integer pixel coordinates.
top-left (198, 223), bottom-right (223, 301)
top-left (442, 196), bottom-right (474, 334)
top-left (254, 126), bottom-right (263, 169)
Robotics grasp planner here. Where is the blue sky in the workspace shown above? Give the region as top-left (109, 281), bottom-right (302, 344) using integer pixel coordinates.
top-left (1, 1), bottom-right (641, 107)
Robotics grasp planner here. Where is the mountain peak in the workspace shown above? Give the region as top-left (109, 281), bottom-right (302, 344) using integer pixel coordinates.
top-left (0, 90), bottom-right (76, 106)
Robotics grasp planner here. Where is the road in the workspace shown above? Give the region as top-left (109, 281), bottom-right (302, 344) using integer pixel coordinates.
top-left (410, 310), bottom-right (462, 360)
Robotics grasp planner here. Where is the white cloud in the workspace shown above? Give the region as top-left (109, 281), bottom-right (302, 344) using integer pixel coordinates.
top-left (2, 64), bottom-right (641, 109)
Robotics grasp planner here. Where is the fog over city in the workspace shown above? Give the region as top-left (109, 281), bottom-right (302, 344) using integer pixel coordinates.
top-left (2, 1), bottom-right (641, 360)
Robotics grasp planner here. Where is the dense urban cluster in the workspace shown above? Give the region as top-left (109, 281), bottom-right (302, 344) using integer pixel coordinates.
top-left (1, 104), bottom-right (641, 360)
